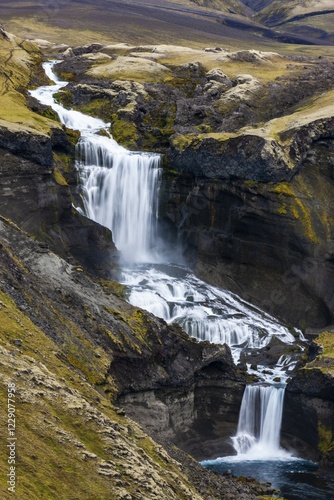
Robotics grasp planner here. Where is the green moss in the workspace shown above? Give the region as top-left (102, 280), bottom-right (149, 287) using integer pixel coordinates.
top-left (98, 323), bottom-right (126, 351)
top-left (79, 98), bottom-right (112, 121)
top-left (195, 124), bottom-right (212, 133)
top-left (271, 182), bottom-right (319, 244)
top-left (53, 89), bottom-right (72, 108)
top-left (318, 423), bottom-right (334, 454)
top-left (57, 70), bottom-right (76, 82)
top-left (258, 497), bottom-right (285, 500)
top-left (110, 114), bottom-right (139, 149)
top-left (53, 167), bottom-right (68, 186)
top-left (66, 127), bottom-right (80, 146)
top-left (172, 134), bottom-right (196, 151)
top-left (98, 278), bottom-right (126, 298)
top-left (96, 128), bottom-right (111, 138)
top-left (244, 180), bottom-right (259, 187)
top-left (103, 305), bottom-right (154, 353)
top-left (277, 203), bottom-right (288, 215)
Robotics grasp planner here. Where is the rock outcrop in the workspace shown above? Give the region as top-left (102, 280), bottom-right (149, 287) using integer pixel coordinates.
top-left (283, 331), bottom-right (334, 476)
top-left (0, 30), bottom-right (274, 499)
top-left (113, 337), bottom-right (245, 459)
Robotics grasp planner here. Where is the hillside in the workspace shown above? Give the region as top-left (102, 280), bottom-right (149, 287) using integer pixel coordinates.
top-left (1, 0), bottom-right (334, 50)
top-left (256, 0), bottom-right (334, 25)
top-left (1, 3), bottom-right (334, 497)
top-left (252, 0), bottom-right (334, 44)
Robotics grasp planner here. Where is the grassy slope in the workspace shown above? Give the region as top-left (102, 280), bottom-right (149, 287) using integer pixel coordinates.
top-left (0, 255), bottom-right (200, 500)
top-left (257, 0), bottom-right (334, 31)
top-left (0, 32), bottom-right (56, 135)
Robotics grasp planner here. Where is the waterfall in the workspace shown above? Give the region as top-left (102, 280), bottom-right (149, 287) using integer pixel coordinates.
top-left (232, 384), bottom-right (289, 459)
top-left (77, 135), bottom-right (161, 262)
top-left (31, 61), bottom-right (305, 466)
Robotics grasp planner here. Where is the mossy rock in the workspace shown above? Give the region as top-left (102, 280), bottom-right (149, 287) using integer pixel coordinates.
top-left (110, 114), bottom-right (139, 149)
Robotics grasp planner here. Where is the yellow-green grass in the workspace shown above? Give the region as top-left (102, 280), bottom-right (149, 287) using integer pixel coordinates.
top-left (0, 269), bottom-right (199, 499)
top-left (87, 56), bottom-right (171, 83)
top-left (0, 33), bottom-right (57, 134)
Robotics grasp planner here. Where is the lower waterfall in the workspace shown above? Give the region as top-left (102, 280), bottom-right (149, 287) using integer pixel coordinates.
top-left (30, 61), bottom-right (327, 499)
top-left (232, 384), bottom-right (287, 458)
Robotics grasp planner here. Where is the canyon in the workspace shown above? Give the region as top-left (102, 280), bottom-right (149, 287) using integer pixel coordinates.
top-left (0, 18), bottom-right (334, 500)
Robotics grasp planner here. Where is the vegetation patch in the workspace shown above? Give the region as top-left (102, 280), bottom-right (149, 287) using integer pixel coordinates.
top-left (110, 114), bottom-right (139, 149)
top-left (0, 34), bottom-right (58, 135)
top-left (270, 182), bottom-right (319, 244)
top-left (52, 167), bottom-right (68, 186)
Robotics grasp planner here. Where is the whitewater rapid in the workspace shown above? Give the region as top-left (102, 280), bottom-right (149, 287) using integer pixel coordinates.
top-left (31, 61), bottom-right (307, 461)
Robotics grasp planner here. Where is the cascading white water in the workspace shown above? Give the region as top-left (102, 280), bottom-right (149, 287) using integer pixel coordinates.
top-left (77, 136), bottom-right (161, 262)
top-left (121, 265), bottom-right (297, 367)
top-left (30, 61), bottom-right (161, 263)
top-left (232, 384), bottom-right (288, 458)
top-left (31, 61), bottom-right (306, 463)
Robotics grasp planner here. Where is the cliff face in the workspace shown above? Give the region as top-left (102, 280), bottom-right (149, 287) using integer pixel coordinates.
top-left (50, 43), bottom-right (334, 328)
top-left (283, 331), bottom-right (334, 476)
top-left (114, 338), bottom-right (244, 459)
top-left (162, 123), bottom-right (334, 329)
top-left (0, 30), bottom-right (271, 500)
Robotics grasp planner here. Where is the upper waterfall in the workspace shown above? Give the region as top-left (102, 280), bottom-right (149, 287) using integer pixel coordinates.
top-left (77, 135), bottom-right (161, 262)
top-left (31, 61), bottom-right (162, 263)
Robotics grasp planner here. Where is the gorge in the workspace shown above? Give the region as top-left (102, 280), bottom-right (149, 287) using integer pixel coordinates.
top-left (31, 59), bottom-right (333, 498)
top-left (0, 21), bottom-right (334, 500)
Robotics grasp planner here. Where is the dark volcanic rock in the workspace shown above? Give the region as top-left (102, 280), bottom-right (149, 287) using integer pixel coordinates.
top-left (288, 367), bottom-right (334, 401)
top-left (169, 133), bottom-right (296, 182)
top-left (161, 130), bottom-right (334, 329)
top-left (112, 330), bottom-right (245, 459)
top-left (0, 145), bottom-right (118, 278)
top-left (282, 366), bottom-right (334, 475)
top-left (0, 124), bottom-right (53, 166)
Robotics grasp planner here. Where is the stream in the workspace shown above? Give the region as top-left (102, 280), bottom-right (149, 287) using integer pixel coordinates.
top-left (29, 60), bottom-right (334, 500)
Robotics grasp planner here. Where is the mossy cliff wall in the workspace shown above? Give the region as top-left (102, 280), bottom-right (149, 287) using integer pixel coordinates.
top-left (161, 153), bottom-right (334, 329)
top-left (0, 31), bottom-right (273, 499)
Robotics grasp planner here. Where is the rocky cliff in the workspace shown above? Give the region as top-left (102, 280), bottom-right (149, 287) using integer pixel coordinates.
top-left (283, 330), bottom-right (334, 477)
top-left (37, 40), bottom-right (334, 475)
top-left (48, 42), bottom-right (334, 329)
top-left (0, 29), bottom-right (279, 500)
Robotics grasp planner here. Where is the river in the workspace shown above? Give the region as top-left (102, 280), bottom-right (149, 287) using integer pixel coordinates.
top-left (29, 61), bottom-right (334, 500)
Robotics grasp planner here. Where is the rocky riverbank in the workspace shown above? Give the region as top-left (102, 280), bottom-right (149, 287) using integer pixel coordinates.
top-left (0, 27), bottom-right (284, 499)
